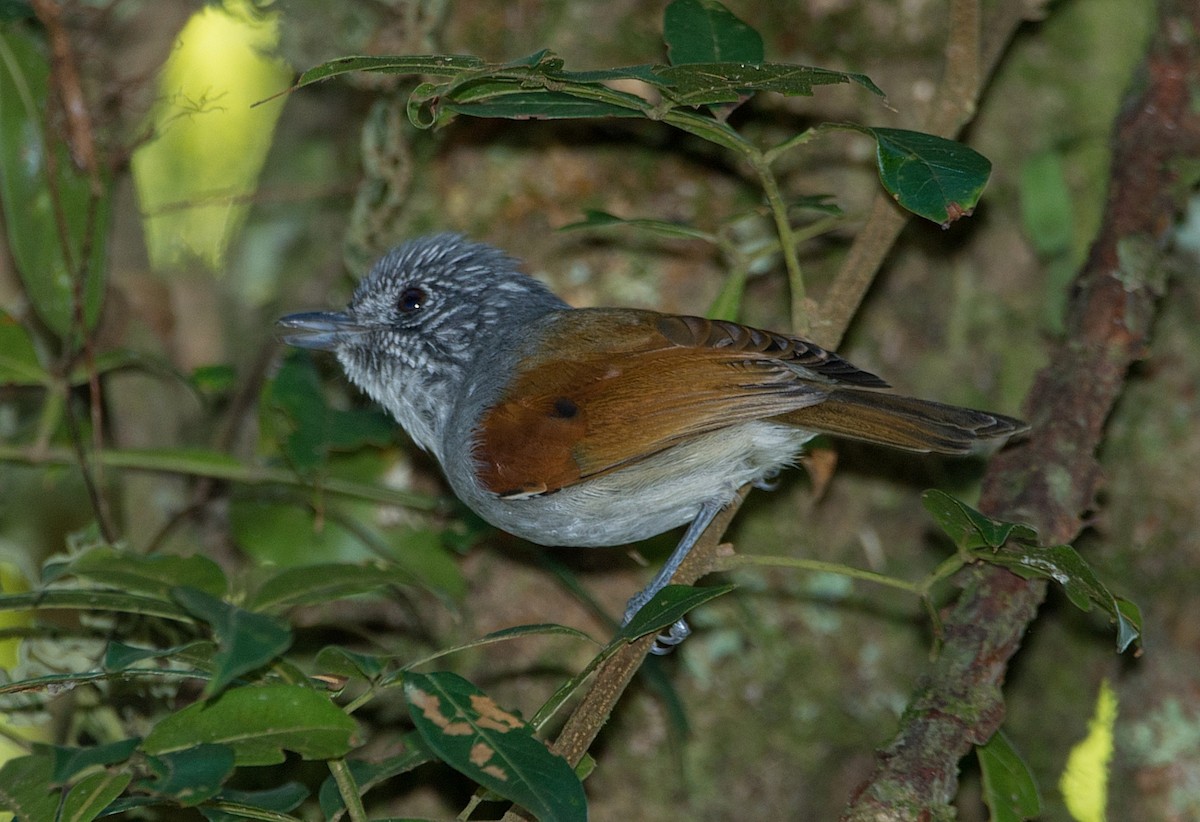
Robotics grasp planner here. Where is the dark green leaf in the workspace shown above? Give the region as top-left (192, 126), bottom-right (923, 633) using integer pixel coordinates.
top-left (922, 490), bottom-right (1038, 551)
top-left (268, 352), bottom-right (395, 473)
top-left (978, 730), bottom-right (1042, 822)
top-left (444, 89), bottom-right (643, 120)
top-left (61, 770), bottom-right (132, 822)
top-left (103, 639), bottom-right (213, 672)
top-left (0, 29), bottom-right (108, 337)
top-left (141, 744), bottom-right (234, 806)
top-left (664, 0), bottom-right (764, 65)
top-left (0, 1), bottom-right (34, 22)
top-left (171, 587), bottom-right (292, 695)
top-left (142, 683), bottom-right (358, 765)
top-left (315, 646), bottom-right (387, 680)
top-left (617, 584), bottom-right (735, 643)
top-left (205, 783), bottom-right (308, 822)
top-left (66, 546), bottom-right (228, 599)
top-left (44, 738), bottom-right (140, 783)
top-left (0, 587), bottom-right (192, 622)
top-left (248, 562), bottom-right (415, 612)
top-left (657, 62), bottom-right (883, 106)
top-left (403, 671), bottom-right (586, 822)
top-left (987, 544), bottom-right (1141, 652)
top-left (0, 753), bottom-right (59, 819)
top-left (0, 309), bottom-right (46, 385)
top-left (867, 127), bottom-right (992, 225)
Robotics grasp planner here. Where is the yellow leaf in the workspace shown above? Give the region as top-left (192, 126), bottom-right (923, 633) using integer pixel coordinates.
top-left (1060, 679), bottom-right (1118, 822)
top-left (131, 0), bottom-right (290, 271)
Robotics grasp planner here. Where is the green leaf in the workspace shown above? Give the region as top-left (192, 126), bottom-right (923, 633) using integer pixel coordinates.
top-left (617, 583), bottom-right (735, 642)
top-left (315, 646), bottom-right (387, 680)
top-left (657, 62), bottom-right (882, 106)
top-left (922, 490), bottom-right (1038, 551)
top-left (141, 744), bottom-right (234, 806)
top-left (560, 209), bottom-right (718, 242)
top-left (210, 782), bottom-right (309, 820)
top-left (103, 639), bottom-right (214, 671)
top-left (44, 738), bottom-right (141, 783)
top-left (0, 753), bottom-right (59, 820)
top-left (664, 0), bottom-right (764, 65)
top-left (0, 308), bottom-right (47, 385)
top-left (61, 770), bottom-right (132, 822)
top-left (403, 671), bottom-right (586, 822)
top-left (867, 128), bottom-right (991, 225)
top-left (978, 730), bottom-right (1042, 822)
top-left (267, 351), bottom-right (395, 473)
top-left (987, 543), bottom-right (1141, 652)
top-left (62, 776), bottom-right (130, 822)
top-left (443, 89), bottom-right (644, 120)
top-left (290, 53), bottom-right (485, 89)
top-left (248, 562), bottom-right (416, 612)
top-left (1019, 150), bottom-right (1074, 256)
top-left (0, 28), bottom-right (108, 337)
top-left (0, 2), bottom-right (34, 22)
top-left (190, 363), bottom-right (238, 395)
top-left (229, 498), bottom-right (373, 567)
top-left (65, 546), bottom-right (228, 599)
top-left (143, 683), bottom-right (358, 765)
top-left (171, 586), bottom-right (293, 695)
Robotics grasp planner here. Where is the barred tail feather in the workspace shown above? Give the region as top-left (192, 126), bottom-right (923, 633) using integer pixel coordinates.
top-left (780, 389), bottom-right (1027, 455)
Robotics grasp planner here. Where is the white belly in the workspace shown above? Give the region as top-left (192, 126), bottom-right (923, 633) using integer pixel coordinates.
top-left (455, 421), bottom-right (814, 547)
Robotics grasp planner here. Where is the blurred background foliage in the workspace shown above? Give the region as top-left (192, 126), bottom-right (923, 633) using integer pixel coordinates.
top-left (1, 0), bottom-right (1197, 819)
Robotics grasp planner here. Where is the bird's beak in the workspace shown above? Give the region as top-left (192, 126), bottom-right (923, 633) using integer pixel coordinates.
top-left (276, 311), bottom-right (368, 351)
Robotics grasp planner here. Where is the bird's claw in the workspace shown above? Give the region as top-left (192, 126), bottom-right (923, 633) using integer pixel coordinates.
top-left (649, 618), bottom-right (691, 655)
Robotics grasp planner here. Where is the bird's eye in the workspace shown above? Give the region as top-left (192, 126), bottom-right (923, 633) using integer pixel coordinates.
top-left (397, 286), bottom-right (428, 313)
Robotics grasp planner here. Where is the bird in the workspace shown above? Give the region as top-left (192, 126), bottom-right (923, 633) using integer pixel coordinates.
top-left (277, 234), bottom-right (1026, 651)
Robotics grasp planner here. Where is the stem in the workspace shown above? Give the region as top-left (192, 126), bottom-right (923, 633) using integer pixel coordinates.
top-left (748, 153), bottom-right (808, 333)
top-left (329, 758), bottom-right (369, 822)
top-left (0, 444), bottom-right (440, 510)
top-left (717, 554), bottom-right (925, 596)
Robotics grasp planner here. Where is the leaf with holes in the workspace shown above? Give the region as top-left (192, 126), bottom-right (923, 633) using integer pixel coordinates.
top-left (403, 671), bottom-right (585, 822)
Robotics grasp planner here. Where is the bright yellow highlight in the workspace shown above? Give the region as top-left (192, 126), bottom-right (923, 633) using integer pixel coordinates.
top-left (131, 0), bottom-right (290, 271)
top-left (1061, 678), bottom-right (1118, 822)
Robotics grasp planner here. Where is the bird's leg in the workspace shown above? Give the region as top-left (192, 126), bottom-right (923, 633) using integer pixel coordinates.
top-left (622, 499), bottom-right (724, 654)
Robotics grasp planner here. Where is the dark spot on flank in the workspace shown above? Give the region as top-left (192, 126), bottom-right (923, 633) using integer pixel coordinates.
top-left (551, 397), bottom-right (578, 419)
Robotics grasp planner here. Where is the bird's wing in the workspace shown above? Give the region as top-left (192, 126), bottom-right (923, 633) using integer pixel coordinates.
top-left (471, 310), bottom-right (881, 498)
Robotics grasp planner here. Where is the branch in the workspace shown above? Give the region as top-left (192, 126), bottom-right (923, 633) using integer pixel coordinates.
top-left (842, 0), bottom-right (1200, 815)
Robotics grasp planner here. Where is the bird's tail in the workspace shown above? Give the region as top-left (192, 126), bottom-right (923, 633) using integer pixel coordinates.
top-left (779, 389), bottom-right (1027, 455)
